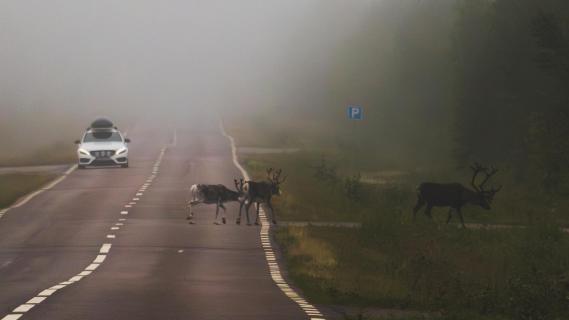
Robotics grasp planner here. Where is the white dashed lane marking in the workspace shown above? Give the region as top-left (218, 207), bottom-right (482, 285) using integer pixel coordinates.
top-left (93, 255), bottom-right (106, 263)
top-left (0, 146), bottom-right (168, 320)
top-left (26, 298), bottom-right (45, 304)
top-left (99, 243), bottom-right (112, 254)
top-left (221, 122), bottom-right (326, 319)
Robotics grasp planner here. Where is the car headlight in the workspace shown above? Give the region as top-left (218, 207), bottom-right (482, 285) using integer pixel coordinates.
top-left (116, 147), bottom-right (128, 155)
top-left (78, 148), bottom-right (90, 156)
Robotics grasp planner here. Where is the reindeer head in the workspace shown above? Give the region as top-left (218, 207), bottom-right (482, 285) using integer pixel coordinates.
top-left (266, 168), bottom-right (287, 195)
top-left (233, 178), bottom-right (247, 201)
top-left (470, 163), bottom-right (502, 210)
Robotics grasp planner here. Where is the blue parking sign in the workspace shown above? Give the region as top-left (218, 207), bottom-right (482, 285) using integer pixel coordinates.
top-left (347, 105), bottom-right (363, 120)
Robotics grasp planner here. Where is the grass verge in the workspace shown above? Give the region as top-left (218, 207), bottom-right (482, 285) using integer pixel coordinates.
top-left (0, 142), bottom-right (75, 167)
top-left (277, 223), bottom-right (569, 319)
top-left (228, 119), bottom-right (569, 319)
top-left (0, 173), bottom-right (57, 208)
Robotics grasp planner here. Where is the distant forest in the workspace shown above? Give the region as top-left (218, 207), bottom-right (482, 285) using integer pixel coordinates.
top-left (265, 0), bottom-right (569, 195)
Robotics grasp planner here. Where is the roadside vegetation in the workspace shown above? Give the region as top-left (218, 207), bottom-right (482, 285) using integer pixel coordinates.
top-left (226, 2), bottom-right (569, 318)
top-left (235, 146), bottom-right (569, 319)
top-left (278, 224), bottom-right (569, 320)
top-left (0, 142), bottom-right (76, 167)
top-left (0, 173), bottom-right (57, 208)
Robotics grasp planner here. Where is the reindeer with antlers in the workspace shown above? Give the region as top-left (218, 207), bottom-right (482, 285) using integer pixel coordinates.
top-left (187, 179), bottom-right (246, 225)
top-left (413, 163), bottom-right (502, 228)
top-left (237, 168), bottom-right (287, 225)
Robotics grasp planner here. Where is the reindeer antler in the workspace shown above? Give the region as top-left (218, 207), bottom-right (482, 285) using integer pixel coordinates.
top-left (470, 163), bottom-right (502, 195)
top-left (234, 178), bottom-right (245, 192)
top-left (479, 167), bottom-right (498, 192)
top-left (470, 162), bottom-right (486, 192)
top-left (272, 168), bottom-right (287, 184)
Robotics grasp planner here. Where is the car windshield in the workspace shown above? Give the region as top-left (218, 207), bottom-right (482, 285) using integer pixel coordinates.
top-left (83, 132), bottom-right (122, 142)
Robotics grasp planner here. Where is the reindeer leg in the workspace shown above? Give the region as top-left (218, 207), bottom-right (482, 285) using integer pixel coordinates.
top-left (236, 201), bottom-right (244, 225)
top-left (424, 205), bottom-right (433, 219)
top-left (245, 201), bottom-right (252, 225)
top-left (186, 200), bottom-right (193, 219)
top-left (214, 202), bottom-right (221, 225)
top-left (412, 198), bottom-right (425, 220)
top-left (446, 208), bottom-right (453, 224)
top-left (187, 202), bottom-right (196, 224)
top-left (220, 203), bottom-right (227, 224)
top-left (254, 202), bottom-right (261, 226)
top-left (267, 201), bottom-right (277, 224)
top-left (457, 208), bottom-right (466, 228)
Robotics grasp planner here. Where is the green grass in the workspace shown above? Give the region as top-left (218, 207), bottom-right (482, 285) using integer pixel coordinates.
top-left (0, 142), bottom-right (75, 167)
top-left (229, 118), bottom-right (569, 319)
top-left (242, 152), bottom-right (365, 222)
top-left (0, 173), bottom-right (57, 208)
top-left (277, 223), bottom-right (569, 319)
top-left (228, 111), bottom-right (569, 225)
top-left (241, 150), bottom-right (569, 227)
top-left (243, 150), bottom-right (569, 318)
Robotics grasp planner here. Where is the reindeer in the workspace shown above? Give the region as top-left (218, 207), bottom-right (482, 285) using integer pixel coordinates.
top-left (413, 163), bottom-right (502, 228)
top-left (237, 168), bottom-right (287, 225)
top-left (187, 180), bottom-right (245, 225)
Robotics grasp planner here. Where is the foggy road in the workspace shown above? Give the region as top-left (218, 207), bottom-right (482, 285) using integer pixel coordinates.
top-left (0, 121), bottom-right (321, 320)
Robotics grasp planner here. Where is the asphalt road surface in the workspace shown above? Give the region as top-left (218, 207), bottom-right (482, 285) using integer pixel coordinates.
top-left (0, 120), bottom-right (314, 319)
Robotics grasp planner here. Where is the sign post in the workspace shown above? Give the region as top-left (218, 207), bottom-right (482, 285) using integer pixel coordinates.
top-left (346, 105), bottom-right (363, 175)
top-left (347, 105), bottom-right (363, 120)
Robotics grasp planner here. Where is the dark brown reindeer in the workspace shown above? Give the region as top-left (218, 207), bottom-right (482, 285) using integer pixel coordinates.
top-left (237, 168), bottom-right (287, 225)
top-left (413, 163), bottom-right (502, 228)
top-left (187, 180), bottom-right (245, 225)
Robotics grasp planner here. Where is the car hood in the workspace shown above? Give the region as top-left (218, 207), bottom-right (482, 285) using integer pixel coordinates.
top-left (79, 142), bottom-right (126, 151)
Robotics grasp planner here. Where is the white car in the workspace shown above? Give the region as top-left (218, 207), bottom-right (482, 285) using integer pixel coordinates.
top-left (75, 120), bottom-right (130, 169)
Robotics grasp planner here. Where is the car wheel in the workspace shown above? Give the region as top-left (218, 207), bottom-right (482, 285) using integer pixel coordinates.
top-left (78, 165), bottom-right (86, 169)
top-left (121, 162), bottom-right (129, 168)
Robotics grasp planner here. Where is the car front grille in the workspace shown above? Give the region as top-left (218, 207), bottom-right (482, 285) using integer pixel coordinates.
top-left (91, 159), bottom-right (117, 166)
top-left (90, 150), bottom-right (115, 158)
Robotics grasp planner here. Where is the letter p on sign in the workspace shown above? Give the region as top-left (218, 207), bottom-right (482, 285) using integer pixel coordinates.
top-left (347, 106), bottom-right (363, 120)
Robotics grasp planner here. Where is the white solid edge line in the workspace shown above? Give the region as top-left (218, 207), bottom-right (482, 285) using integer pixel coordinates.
top-left (1, 164), bottom-right (78, 214)
top-left (220, 120), bottom-right (325, 319)
top-left (0, 146), bottom-right (168, 319)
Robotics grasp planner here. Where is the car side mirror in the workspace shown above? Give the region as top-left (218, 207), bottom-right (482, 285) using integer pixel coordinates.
top-left (125, 138), bottom-right (131, 143)
top-left (74, 140), bottom-right (81, 144)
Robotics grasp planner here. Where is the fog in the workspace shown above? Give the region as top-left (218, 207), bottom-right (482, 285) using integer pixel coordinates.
top-left (0, 0), bottom-right (432, 160)
top-left (0, 0), bottom-right (375, 153)
top-left (2, 0), bottom-right (567, 185)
